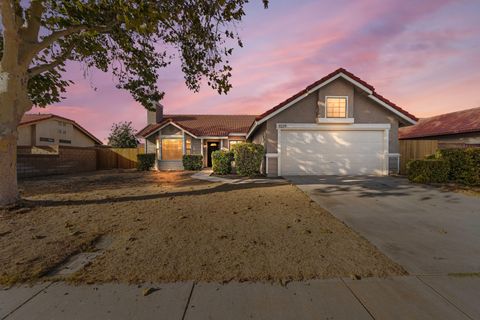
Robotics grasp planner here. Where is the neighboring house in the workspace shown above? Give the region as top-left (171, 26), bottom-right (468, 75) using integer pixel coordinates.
top-left (138, 68), bottom-right (418, 176)
top-left (399, 107), bottom-right (480, 145)
top-left (18, 113), bottom-right (102, 147)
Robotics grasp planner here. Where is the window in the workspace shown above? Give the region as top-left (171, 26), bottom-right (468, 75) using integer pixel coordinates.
top-left (326, 97), bottom-right (347, 118)
top-left (59, 139), bottom-right (71, 144)
top-left (185, 137), bottom-right (192, 155)
top-left (39, 137), bottom-right (54, 142)
top-left (161, 138), bottom-right (183, 160)
top-left (229, 140), bottom-right (243, 149)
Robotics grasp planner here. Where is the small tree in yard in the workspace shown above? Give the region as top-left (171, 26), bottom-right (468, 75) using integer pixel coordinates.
top-left (0, 0), bottom-right (268, 206)
top-left (108, 121), bottom-right (138, 148)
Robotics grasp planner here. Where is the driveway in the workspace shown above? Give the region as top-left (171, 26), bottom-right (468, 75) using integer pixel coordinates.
top-left (288, 176), bottom-right (480, 275)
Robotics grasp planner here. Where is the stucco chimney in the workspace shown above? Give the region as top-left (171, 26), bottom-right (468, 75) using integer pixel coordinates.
top-left (156, 103), bottom-right (164, 123)
top-left (147, 101), bottom-right (164, 124)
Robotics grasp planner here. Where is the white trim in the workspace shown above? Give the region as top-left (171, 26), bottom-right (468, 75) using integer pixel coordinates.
top-left (228, 133), bottom-right (247, 136)
top-left (368, 95), bottom-right (417, 125)
top-left (200, 139), bottom-right (204, 157)
top-left (159, 134), bottom-right (183, 138)
top-left (276, 123), bottom-right (391, 176)
top-left (325, 96), bottom-right (349, 119)
top-left (266, 153), bottom-right (279, 157)
top-left (220, 139), bottom-right (224, 149)
top-left (247, 72), bottom-right (416, 138)
top-left (198, 136), bottom-right (229, 139)
top-left (317, 118), bottom-right (354, 124)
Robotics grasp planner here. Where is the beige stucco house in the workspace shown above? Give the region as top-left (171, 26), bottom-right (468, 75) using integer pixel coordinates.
top-left (137, 68), bottom-right (418, 176)
top-left (18, 114), bottom-right (102, 147)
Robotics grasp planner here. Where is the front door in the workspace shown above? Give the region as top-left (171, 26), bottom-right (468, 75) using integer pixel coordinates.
top-left (207, 141), bottom-right (220, 167)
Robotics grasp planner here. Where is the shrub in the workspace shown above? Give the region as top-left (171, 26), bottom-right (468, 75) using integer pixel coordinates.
top-left (183, 155), bottom-right (203, 171)
top-left (435, 148), bottom-right (480, 185)
top-left (407, 159), bottom-right (449, 184)
top-left (137, 153), bottom-right (155, 171)
top-left (232, 142), bottom-right (264, 176)
top-left (212, 150), bottom-right (234, 175)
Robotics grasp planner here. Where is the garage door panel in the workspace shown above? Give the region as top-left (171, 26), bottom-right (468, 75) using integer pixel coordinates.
top-left (280, 130), bottom-right (386, 176)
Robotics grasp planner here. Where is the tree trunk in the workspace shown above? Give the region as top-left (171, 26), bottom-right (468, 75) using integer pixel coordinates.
top-left (0, 71), bottom-right (31, 206)
top-left (0, 131), bottom-right (19, 206)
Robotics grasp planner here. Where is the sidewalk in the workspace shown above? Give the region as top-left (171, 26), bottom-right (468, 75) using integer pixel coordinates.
top-left (1, 275), bottom-right (479, 319)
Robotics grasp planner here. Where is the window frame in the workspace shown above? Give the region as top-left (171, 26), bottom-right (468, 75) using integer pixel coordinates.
top-left (325, 96), bottom-right (348, 119)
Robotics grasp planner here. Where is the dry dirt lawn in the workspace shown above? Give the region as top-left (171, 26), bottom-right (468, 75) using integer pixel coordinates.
top-left (0, 170), bottom-right (406, 285)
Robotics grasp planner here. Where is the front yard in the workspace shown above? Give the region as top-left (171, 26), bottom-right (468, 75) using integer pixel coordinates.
top-left (0, 170), bottom-right (405, 285)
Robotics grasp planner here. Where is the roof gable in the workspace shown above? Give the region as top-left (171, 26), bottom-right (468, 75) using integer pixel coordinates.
top-left (247, 68), bottom-right (417, 138)
top-left (137, 114), bottom-right (257, 138)
top-left (399, 107), bottom-right (480, 139)
top-left (19, 113), bottom-right (102, 145)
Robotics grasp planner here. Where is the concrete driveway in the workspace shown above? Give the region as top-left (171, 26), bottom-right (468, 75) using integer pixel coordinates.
top-left (288, 176), bottom-right (480, 275)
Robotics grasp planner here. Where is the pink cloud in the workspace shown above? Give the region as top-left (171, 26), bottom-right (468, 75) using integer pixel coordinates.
top-left (32, 0), bottom-right (480, 141)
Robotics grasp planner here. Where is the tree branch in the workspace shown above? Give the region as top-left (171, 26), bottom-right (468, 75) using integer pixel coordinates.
top-left (31, 25), bottom-right (88, 53)
top-left (27, 42), bottom-right (76, 77)
top-left (0, 0), bottom-right (19, 34)
top-left (22, 0), bottom-right (45, 43)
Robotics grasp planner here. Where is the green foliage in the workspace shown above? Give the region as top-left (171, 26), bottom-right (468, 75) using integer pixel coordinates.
top-left (435, 148), bottom-right (480, 186)
top-left (137, 153), bottom-right (155, 171)
top-left (183, 155), bottom-right (203, 171)
top-left (232, 142), bottom-right (264, 176)
top-left (4, 1), bottom-right (268, 109)
top-left (407, 159), bottom-right (450, 184)
top-left (107, 122), bottom-right (139, 148)
top-left (212, 150), bottom-right (234, 175)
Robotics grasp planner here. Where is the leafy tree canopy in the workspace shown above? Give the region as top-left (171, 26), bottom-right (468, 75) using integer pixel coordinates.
top-left (0, 0), bottom-right (268, 111)
top-left (107, 121), bottom-right (138, 148)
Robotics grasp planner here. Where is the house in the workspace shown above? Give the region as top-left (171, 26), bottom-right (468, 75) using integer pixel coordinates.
top-left (399, 107), bottom-right (480, 146)
top-left (18, 113), bottom-right (102, 147)
top-left (137, 68), bottom-right (418, 176)
top-left (137, 109), bottom-right (255, 169)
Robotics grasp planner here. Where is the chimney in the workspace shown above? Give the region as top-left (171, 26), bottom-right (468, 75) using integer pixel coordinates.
top-left (156, 103), bottom-right (164, 123)
top-left (147, 102), bottom-right (164, 124)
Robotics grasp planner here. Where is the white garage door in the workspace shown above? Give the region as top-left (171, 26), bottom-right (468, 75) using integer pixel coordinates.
top-left (280, 130), bottom-right (386, 176)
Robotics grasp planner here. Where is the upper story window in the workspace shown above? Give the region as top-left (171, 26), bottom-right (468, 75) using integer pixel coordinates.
top-left (326, 96), bottom-right (347, 118)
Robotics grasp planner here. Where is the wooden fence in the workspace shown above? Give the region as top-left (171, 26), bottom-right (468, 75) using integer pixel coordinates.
top-left (96, 147), bottom-right (144, 170)
top-left (399, 140), bottom-right (438, 175)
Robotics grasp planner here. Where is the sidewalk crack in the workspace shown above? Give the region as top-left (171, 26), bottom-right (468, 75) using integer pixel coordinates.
top-left (181, 282), bottom-right (196, 320)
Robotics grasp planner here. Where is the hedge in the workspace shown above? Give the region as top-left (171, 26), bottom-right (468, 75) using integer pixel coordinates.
top-left (137, 153), bottom-right (155, 171)
top-left (183, 155), bottom-right (203, 171)
top-left (232, 142), bottom-right (264, 176)
top-left (407, 159), bottom-right (449, 184)
top-left (435, 148), bottom-right (480, 185)
top-left (212, 150), bottom-right (234, 175)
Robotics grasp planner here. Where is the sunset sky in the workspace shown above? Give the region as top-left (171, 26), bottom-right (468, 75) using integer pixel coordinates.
top-left (33, 0), bottom-right (480, 142)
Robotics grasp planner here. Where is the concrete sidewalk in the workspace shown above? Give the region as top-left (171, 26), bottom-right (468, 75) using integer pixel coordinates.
top-left (2, 275), bottom-right (479, 320)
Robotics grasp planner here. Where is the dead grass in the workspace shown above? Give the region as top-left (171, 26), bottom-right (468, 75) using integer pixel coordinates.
top-left (0, 170), bottom-right (406, 285)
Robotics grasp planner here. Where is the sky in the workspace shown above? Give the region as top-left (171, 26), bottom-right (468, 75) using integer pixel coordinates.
top-left (33, 0), bottom-right (480, 142)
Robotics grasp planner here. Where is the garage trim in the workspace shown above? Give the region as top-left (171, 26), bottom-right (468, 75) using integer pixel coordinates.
top-left (276, 123), bottom-right (391, 176)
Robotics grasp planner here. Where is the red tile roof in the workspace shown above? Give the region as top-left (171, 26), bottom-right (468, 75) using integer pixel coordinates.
top-left (137, 114), bottom-right (257, 138)
top-left (255, 68), bottom-right (418, 122)
top-left (399, 107), bottom-right (480, 139)
top-left (19, 113), bottom-right (103, 144)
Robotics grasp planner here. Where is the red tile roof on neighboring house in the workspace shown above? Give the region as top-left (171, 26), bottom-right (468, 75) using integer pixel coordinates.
top-left (399, 107), bottom-right (480, 139)
top-left (137, 114), bottom-right (257, 138)
top-left (254, 68), bottom-right (418, 123)
top-left (19, 113), bottom-right (103, 144)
